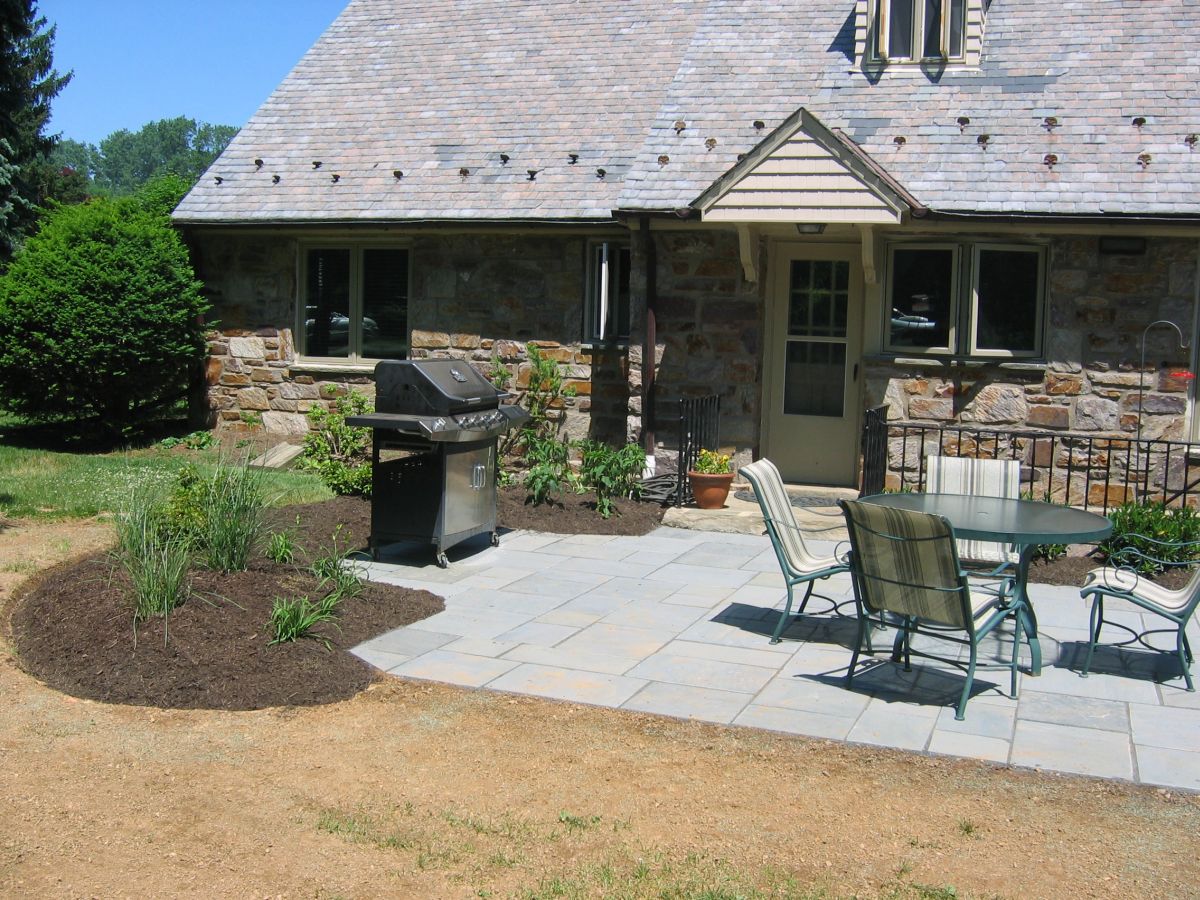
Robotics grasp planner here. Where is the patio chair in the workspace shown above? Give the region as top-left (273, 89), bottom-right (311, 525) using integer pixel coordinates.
top-left (925, 455), bottom-right (1021, 573)
top-left (741, 458), bottom-right (850, 644)
top-left (839, 499), bottom-right (1027, 720)
top-left (1078, 538), bottom-right (1200, 691)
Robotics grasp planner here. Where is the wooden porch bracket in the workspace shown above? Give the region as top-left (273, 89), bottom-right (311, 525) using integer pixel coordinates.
top-left (737, 224), bottom-right (759, 283)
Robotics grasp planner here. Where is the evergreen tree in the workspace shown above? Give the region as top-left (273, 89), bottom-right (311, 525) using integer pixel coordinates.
top-left (0, 0), bottom-right (71, 260)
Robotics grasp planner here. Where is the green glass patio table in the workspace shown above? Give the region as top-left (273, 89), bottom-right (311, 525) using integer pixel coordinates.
top-left (858, 492), bottom-right (1113, 676)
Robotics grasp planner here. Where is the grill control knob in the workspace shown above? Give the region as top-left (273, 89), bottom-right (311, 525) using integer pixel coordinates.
top-left (433, 417), bottom-right (447, 430)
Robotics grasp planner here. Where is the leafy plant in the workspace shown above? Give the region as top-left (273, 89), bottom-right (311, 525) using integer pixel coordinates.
top-left (521, 344), bottom-right (575, 442)
top-left (239, 411), bottom-right (263, 428)
top-left (1098, 501), bottom-right (1200, 574)
top-left (159, 430), bottom-right (216, 451)
top-left (310, 525), bottom-right (364, 601)
top-left (486, 354), bottom-right (512, 392)
top-left (0, 176), bottom-right (209, 438)
top-left (267, 593), bottom-right (341, 648)
top-left (301, 390), bottom-right (374, 496)
top-left (522, 434), bottom-right (574, 506)
top-left (576, 440), bottom-right (644, 519)
top-left (114, 485), bottom-right (191, 627)
top-left (691, 448), bottom-right (732, 475)
top-left (265, 526), bottom-right (298, 566)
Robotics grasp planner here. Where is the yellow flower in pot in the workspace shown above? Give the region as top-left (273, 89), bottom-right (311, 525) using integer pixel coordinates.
top-left (688, 449), bottom-right (734, 510)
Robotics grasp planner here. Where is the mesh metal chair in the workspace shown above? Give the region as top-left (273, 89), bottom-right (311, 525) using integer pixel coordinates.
top-left (742, 459), bottom-right (850, 644)
top-left (1079, 538), bottom-right (1200, 691)
top-left (925, 455), bottom-right (1021, 571)
top-left (839, 499), bottom-right (1027, 720)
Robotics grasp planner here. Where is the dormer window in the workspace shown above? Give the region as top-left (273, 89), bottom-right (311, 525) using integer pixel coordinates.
top-left (858, 0), bottom-right (983, 68)
top-left (877, 0), bottom-right (965, 60)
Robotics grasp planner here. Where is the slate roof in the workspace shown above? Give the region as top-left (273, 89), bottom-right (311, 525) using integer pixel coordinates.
top-left (175, 0), bottom-right (1200, 225)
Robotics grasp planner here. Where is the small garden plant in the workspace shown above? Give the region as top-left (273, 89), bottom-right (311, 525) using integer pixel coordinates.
top-left (301, 390), bottom-right (374, 496)
top-left (1099, 500), bottom-right (1200, 574)
top-left (114, 485), bottom-right (192, 629)
top-left (691, 448), bottom-right (732, 475)
top-left (576, 440), bottom-right (644, 518)
top-left (267, 593), bottom-right (342, 648)
top-left (522, 434), bottom-right (575, 507)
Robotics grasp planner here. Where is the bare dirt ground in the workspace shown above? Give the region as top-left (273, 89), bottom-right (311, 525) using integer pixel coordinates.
top-left (1, 517), bottom-right (1199, 899)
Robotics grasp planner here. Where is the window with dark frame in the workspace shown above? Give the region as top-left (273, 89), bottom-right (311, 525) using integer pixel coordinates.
top-left (885, 242), bottom-right (1045, 358)
top-left (584, 241), bottom-right (631, 344)
top-left (301, 246), bottom-right (410, 362)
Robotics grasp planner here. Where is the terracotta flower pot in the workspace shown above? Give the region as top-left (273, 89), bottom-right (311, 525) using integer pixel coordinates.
top-left (688, 471), bottom-right (734, 510)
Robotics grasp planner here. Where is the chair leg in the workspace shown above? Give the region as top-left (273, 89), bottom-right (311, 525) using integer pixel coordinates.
top-left (957, 642), bottom-right (978, 721)
top-left (1081, 593), bottom-right (1104, 679)
top-left (795, 580), bottom-right (816, 615)
top-left (846, 613), bottom-right (867, 688)
top-left (1184, 631), bottom-right (1194, 666)
top-left (1178, 627), bottom-right (1195, 692)
top-left (770, 582), bottom-right (797, 644)
top-left (890, 622), bottom-right (905, 665)
top-left (1010, 611), bottom-right (1023, 699)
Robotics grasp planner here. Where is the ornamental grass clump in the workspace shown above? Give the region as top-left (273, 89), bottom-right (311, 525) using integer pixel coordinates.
top-left (114, 485), bottom-right (191, 626)
top-left (197, 457), bottom-right (265, 573)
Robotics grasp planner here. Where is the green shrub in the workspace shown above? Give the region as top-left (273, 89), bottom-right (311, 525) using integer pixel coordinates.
top-left (522, 434), bottom-right (574, 506)
top-left (265, 527), bottom-right (298, 566)
top-left (1098, 501), bottom-right (1200, 574)
top-left (267, 593), bottom-right (341, 648)
top-left (114, 485), bottom-right (191, 627)
top-left (159, 458), bottom-right (265, 572)
top-left (0, 176), bottom-right (209, 438)
top-left (577, 440), bottom-right (645, 519)
top-left (301, 391), bottom-right (373, 496)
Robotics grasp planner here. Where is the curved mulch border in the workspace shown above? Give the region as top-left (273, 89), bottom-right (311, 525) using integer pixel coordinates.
top-left (7, 488), bottom-right (665, 712)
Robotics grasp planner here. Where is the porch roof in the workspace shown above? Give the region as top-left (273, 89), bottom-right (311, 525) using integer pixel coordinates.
top-left (175, 0), bottom-right (1200, 226)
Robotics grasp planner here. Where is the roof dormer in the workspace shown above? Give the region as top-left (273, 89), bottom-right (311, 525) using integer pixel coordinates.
top-left (855, 0), bottom-right (988, 71)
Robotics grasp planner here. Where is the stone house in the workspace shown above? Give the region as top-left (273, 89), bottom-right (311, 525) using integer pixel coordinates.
top-left (174, 0), bottom-right (1200, 490)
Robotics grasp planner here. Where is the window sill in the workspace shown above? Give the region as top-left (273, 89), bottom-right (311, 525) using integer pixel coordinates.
top-left (289, 360), bottom-right (378, 376)
top-left (580, 340), bottom-right (631, 351)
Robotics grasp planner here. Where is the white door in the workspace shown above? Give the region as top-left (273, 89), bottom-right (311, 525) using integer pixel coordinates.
top-left (764, 245), bottom-right (863, 485)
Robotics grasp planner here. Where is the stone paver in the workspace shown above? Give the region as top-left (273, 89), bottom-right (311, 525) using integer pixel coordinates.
top-left (352, 525), bottom-right (1200, 791)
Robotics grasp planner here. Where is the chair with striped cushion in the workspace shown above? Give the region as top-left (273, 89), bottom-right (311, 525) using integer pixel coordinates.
top-left (926, 455), bottom-right (1021, 571)
top-left (839, 498), bottom-right (1028, 720)
top-left (741, 458), bottom-right (850, 644)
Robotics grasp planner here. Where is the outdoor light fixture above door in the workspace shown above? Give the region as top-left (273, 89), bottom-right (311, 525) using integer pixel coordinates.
top-left (796, 223), bottom-right (826, 235)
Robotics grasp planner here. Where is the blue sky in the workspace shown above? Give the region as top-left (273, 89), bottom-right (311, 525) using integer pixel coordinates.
top-left (39, 0), bottom-right (348, 145)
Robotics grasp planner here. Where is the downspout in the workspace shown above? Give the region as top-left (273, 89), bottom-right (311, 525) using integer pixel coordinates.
top-left (640, 215), bottom-right (657, 472)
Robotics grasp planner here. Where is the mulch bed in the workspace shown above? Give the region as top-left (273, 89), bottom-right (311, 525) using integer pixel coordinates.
top-left (9, 487), bottom-right (666, 711)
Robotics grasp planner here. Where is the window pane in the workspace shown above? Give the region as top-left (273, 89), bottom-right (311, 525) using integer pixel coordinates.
top-left (362, 249), bottom-right (409, 360)
top-left (923, 0), bottom-right (942, 57)
top-left (784, 341), bottom-right (846, 418)
top-left (948, 0), bottom-right (965, 56)
top-left (975, 249), bottom-right (1040, 353)
top-left (305, 249), bottom-right (351, 358)
top-left (888, 0), bottom-right (915, 58)
top-left (614, 246), bottom-right (632, 339)
top-left (889, 248), bottom-right (953, 350)
top-left (789, 259), bottom-right (848, 338)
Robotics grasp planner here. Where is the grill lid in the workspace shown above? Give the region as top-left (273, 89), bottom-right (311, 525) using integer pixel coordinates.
top-left (374, 359), bottom-right (500, 416)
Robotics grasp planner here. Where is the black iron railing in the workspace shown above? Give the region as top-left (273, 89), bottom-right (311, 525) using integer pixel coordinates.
top-left (639, 394), bottom-right (721, 507)
top-left (860, 418), bottom-right (1200, 514)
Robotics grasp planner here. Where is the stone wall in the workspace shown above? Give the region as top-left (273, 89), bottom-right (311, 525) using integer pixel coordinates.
top-left (866, 235), bottom-right (1199, 500)
top-left (645, 230), bottom-right (764, 470)
top-left (189, 231), bottom-right (632, 444)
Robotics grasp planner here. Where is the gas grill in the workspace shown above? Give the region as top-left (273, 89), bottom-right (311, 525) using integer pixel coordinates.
top-left (347, 359), bottom-right (529, 566)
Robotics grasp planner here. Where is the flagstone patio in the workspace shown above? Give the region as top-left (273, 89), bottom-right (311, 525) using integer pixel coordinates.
top-left (353, 524), bottom-right (1200, 792)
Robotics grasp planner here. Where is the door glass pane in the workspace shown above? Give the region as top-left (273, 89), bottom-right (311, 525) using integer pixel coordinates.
top-left (789, 259), bottom-right (849, 338)
top-left (305, 249), bottom-right (351, 358)
top-left (975, 249), bottom-right (1040, 353)
top-left (888, 0), bottom-right (915, 58)
top-left (362, 248), bottom-right (410, 359)
top-left (784, 341), bottom-right (846, 418)
top-left (888, 248), bottom-right (953, 350)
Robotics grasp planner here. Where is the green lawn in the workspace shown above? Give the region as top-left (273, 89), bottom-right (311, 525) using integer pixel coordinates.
top-left (0, 443), bottom-right (332, 519)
